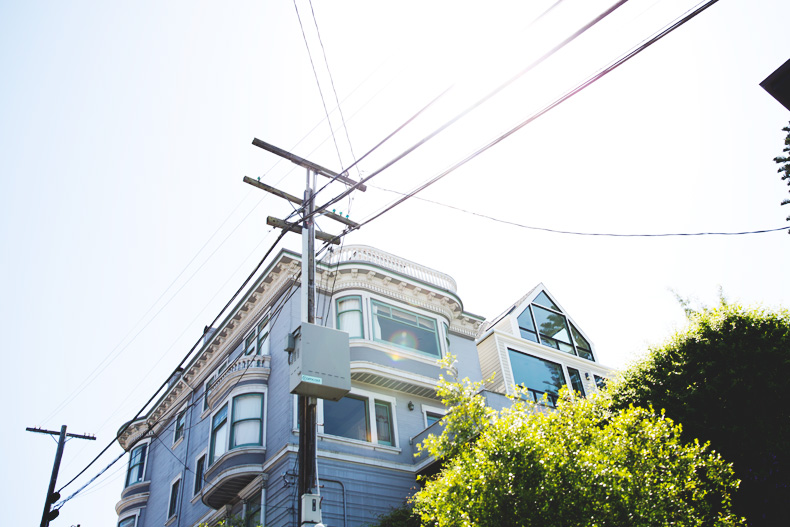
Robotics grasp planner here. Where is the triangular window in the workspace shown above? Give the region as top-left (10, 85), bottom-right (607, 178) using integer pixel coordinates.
top-left (516, 290), bottom-right (595, 361)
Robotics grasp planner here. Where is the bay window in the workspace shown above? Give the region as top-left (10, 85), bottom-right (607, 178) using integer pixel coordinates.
top-left (336, 296), bottom-right (363, 338)
top-left (230, 393), bottom-right (264, 448)
top-left (125, 443), bottom-right (147, 487)
top-left (371, 300), bottom-right (440, 357)
top-left (517, 291), bottom-right (595, 362)
top-left (209, 404), bottom-right (228, 464)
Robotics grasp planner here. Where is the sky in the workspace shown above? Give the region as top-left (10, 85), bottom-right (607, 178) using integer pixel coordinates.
top-left (1, 0), bottom-right (789, 525)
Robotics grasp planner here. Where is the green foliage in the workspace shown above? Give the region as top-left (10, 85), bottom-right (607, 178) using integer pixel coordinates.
top-left (413, 387), bottom-right (743, 527)
top-left (773, 121), bottom-right (790, 231)
top-left (610, 302), bottom-right (790, 527)
top-left (416, 354), bottom-right (495, 462)
top-left (367, 502), bottom-right (421, 527)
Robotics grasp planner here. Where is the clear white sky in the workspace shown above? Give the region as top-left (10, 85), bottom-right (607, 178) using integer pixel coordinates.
top-left (2, 1), bottom-right (788, 525)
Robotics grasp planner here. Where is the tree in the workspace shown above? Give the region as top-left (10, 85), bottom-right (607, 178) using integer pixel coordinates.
top-left (413, 366), bottom-right (744, 527)
top-left (610, 302), bottom-right (790, 527)
top-left (774, 121), bottom-right (790, 233)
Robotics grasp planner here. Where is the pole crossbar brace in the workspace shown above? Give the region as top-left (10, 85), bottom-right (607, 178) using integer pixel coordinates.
top-left (243, 176), bottom-right (360, 228)
top-left (267, 216), bottom-right (341, 245)
top-left (251, 138), bottom-right (366, 191)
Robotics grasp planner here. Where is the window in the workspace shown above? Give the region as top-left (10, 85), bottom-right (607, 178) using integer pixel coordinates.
top-left (125, 443), bottom-right (147, 487)
top-left (203, 357), bottom-right (231, 412)
top-left (173, 409), bottom-right (186, 444)
top-left (594, 375), bottom-right (608, 391)
top-left (508, 349), bottom-right (567, 407)
top-left (323, 392), bottom-right (396, 446)
top-left (118, 516), bottom-right (136, 527)
top-left (210, 404), bottom-right (228, 464)
top-left (336, 296), bottom-right (363, 338)
top-left (567, 367), bottom-right (586, 397)
top-left (371, 300), bottom-right (440, 357)
top-left (245, 496), bottom-right (262, 527)
top-left (245, 315), bottom-right (270, 356)
top-left (517, 291), bottom-right (595, 361)
top-left (168, 477), bottom-right (181, 518)
top-left (193, 454), bottom-right (206, 496)
top-left (426, 412), bottom-right (443, 427)
top-left (231, 393), bottom-right (264, 448)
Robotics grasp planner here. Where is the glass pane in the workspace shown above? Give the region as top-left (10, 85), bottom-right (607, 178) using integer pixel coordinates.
top-left (392, 309), bottom-right (418, 326)
top-left (568, 367), bottom-right (586, 397)
top-left (375, 401), bottom-right (393, 445)
top-left (257, 317), bottom-right (269, 333)
top-left (119, 517), bottom-right (136, 527)
top-left (570, 323), bottom-right (592, 354)
top-left (517, 307), bottom-right (536, 332)
top-left (338, 297), bottom-right (360, 311)
top-left (212, 422), bottom-right (228, 460)
top-left (577, 348), bottom-right (594, 361)
top-left (594, 375), bottom-right (608, 390)
top-left (508, 349), bottom-right (566, 407)
top-left (533, 291), bottom-right (560, 311)
top-left (169, 480), bottom-right (180, 517)
top-left (338, 311), bottom-right (362, 338)
top-left (324, 396), bottom-right (369, 441)
top-left (426, 412), bottom-right (442, 426)
top-left (519, 328), bottom-right (539, 343)
top-left (258, 331), bottom-right (270, 355)
top-left (234, 394), bottom-right (262, 421)
top-left (373, 303), bottom-right (440, 356)
top-left (213, 405), bottom-right (228, 427)
top-left (531, 305), bottom-right (572, 345)
top-left (233, 420), bottom-right (261, 446)
top-left (194, 457), bottom-right (205, 494)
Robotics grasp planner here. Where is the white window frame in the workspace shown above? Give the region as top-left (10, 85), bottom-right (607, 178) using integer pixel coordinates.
top-left (172, 405), bottom-right (187, 446)
top-left (421, 404), bottom-right (446, 429)
top-left (167, 473), bottom-right (182, 521)
top-left (192, 449), bottom-right (207, 499)
top-left (208, 386), bottom-right (268, 466)
top-left (318, 387), bottom-right (399, 448)
top-left (124, 439), bottom-right (151, 487)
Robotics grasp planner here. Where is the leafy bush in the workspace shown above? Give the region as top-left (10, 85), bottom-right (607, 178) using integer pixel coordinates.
top-left (610, 302), bottom-right (790, 526)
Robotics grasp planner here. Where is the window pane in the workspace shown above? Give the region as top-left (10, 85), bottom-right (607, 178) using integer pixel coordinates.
top-left (212, 423), bottom-right (227, 461)
top-left (245, 333), bottom-right (256, 355)
top-left (234, 394), bottom-right (262, 420)
top-left (531, 305), bottom-right (572, 346)
top-left (508, 349), bottom-right (566, 407)
top-left (533, 291), bottom-right (560, 311)
top-left (517, 307), bottom-right (536, 332)
top-left (372, 301), bottom-right (440, 357)
top-left (126, 444), bottom-right (146, 486)
top-left (567, 367), bottom-right (586, 397)
top-left (338, 311), bottom-right (362, 338)
top-left (324, 396), bottom-right (369, 441)
top-left (194, 456), bottom-right (205, 495)
top-left (258, 331), bottom-right (270, 355)
top-left (338, 297), bottom-right (360, 311)
top-left (519, 328), bottom-right (539, 342)
top-left (426, 412), bottom-right (442, 427)
top-left (375, 401), bottom-right (393, 446)
top-left (168, 480), bottom-right (180, 517)
top-left (594, 375), bottom-right (608, 390)
top-left (119, 517), bottom-right (136, 527)
top-left (233, 420), bottom-right (261, 447)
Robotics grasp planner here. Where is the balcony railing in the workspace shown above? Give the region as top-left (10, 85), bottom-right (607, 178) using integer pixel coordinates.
top-left (328, 245), bottom-right (457, 293)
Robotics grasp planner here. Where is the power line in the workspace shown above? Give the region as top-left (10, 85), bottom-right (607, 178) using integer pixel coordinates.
top-left (369, 184), bottom-right (786, 237)
top-left (353, 0), bottom-right (724, 234)
top-left (304, 0), bottom-right (633, 225)
top-left (293, 0), bottom-right (346, 172)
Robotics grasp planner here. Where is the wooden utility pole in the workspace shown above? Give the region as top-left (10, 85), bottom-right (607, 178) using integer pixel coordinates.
top-left (247, 138), bottom-right (362, 526)
top-left (27, 425), bottom-right (96, 527)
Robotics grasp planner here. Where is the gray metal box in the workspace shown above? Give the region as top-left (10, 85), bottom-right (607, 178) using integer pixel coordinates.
top-left (289, 323), bottom-right (350, 401)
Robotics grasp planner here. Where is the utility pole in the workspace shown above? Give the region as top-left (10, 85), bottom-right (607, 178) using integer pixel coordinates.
top-left (247, 138), bottom-right (362, 526)
top-left (27, 425), bottom-right (96, 527)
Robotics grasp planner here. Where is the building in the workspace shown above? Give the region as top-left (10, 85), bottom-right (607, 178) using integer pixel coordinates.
top-left (114, 245), bottom-right (612, 527)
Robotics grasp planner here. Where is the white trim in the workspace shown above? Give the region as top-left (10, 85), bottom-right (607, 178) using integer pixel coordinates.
top-left (420, 404), bottom-right (446, 428)
top-left (317, 386), bottom-right (399, 448)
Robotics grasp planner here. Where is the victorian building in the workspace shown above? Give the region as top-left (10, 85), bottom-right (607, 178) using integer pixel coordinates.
top-left (114, 245), bottom-right (611, 527)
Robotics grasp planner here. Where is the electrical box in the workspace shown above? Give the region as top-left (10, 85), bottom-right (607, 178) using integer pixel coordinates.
top-left (300, 493), bottom-right (322, 524)
top-left (289, 323), bottom-right (350, 401)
